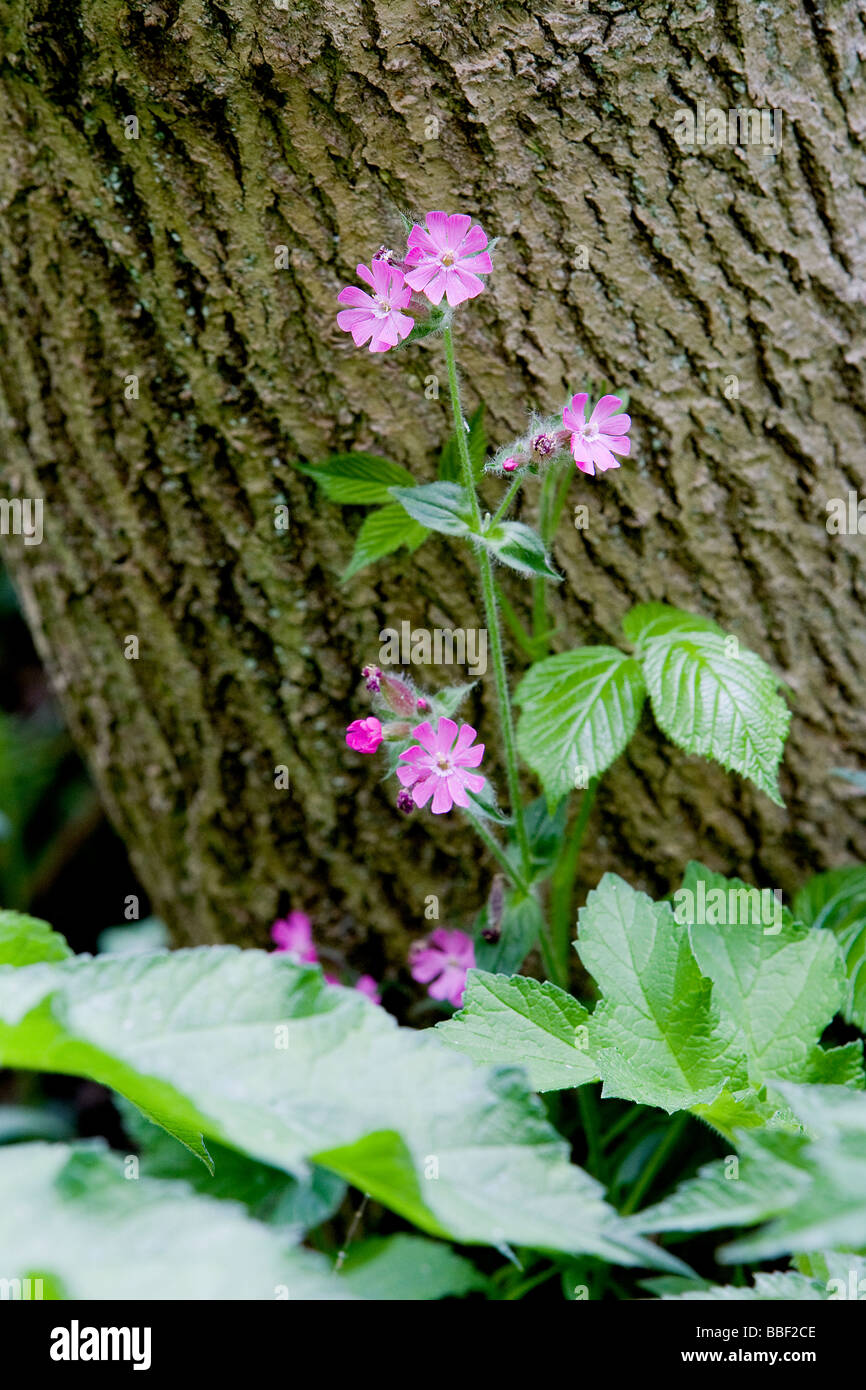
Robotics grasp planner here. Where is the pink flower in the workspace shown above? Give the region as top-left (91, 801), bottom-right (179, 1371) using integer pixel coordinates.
top-left (337, 261), bottom-right (414, 353)
top-left (271, 911), bottom-right (317, 963)
top-left (355, 974), bottom-right (381, 1005)
top-left (404, 212), bottom-right (492, 307)
top-left (346, 716), bottom-right (383, 754)
top-left (562, 393), bottom-right (631, 475)
top-left (409, 927), bottom-right (475, 1007)
top-left (397, 716), bottom-right (485, 814)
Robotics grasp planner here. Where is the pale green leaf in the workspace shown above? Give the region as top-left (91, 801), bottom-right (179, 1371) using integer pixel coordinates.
top-left (389, 481), bottom-right (475, 536)
top-left (480, 520), bottom-right (561, 581)
top-left (299, 452), bottom-right (414, 504)
top-left (0, 910), bottom-right (72, 966)
top-left (515, 649), bottom-right (646, 803)
top-left (438, 970), bottom-right (599, 1091)
top-left (341, 504), bottom-right (428, 582)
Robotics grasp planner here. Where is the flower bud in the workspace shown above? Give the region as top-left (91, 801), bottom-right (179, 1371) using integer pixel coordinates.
top-left (396, 789), bottom-right (415, 815)
top-left (379, 671), bottom-right (421, 717)
top-left (362, 664), bottom-right (382, 694)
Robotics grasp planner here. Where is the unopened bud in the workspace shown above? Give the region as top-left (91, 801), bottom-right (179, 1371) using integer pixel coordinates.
top-left (481, 873), bottom-right (506, 942)
top-left (396, 789), bottom-right (414, 815)
top-left (380, 672), bottom-right (421, 717)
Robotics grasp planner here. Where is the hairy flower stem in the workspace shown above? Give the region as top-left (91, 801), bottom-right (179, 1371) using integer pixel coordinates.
top-left (443, 322), bottom-right (531, 878)
top-left (464, 810), bottom-right (530, 896)
top-left (488, 474), bottom-right (523, 528)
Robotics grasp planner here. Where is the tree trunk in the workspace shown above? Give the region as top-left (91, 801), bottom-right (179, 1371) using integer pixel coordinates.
top-left (2, 0), bottom-right (865, 972)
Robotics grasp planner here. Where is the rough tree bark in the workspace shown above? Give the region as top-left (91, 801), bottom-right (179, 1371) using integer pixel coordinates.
top-left (1, 0), bottom-right (865, 973)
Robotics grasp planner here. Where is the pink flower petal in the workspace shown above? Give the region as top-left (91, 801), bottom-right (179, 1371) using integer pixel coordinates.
top-left (435, 716), bottom-right (458, 752)
top-left (459, 224), bottom-right (489, 256)
top-left (601, 413), bottom-right (631, 436)
top-left (431, 779), bottom-right (454, 814)
top-left (589, 394), bottom-right (624, 424)
top-left (444, 212), bottom-right (472, 248)
top-left (408, 720), bottom-right (438, 754)
top-left (444, 267), bottom-right (484, 305)
top-left (424, 210), bottom-right (451, 249)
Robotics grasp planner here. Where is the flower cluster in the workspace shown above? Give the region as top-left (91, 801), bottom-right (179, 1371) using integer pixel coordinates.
top-left (495, 393), bottom-right (631, 478)
top-left (270, 911), bottom-right (381, 1005)
top-left (336, 211), bottom-right (492, 353)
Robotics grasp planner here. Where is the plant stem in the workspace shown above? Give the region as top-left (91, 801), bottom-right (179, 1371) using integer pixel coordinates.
top-left (489, 474), bottom-right (524, 528)
top-left (577, 1085), bottom-right (603, 1177)
top-left (550, 778), bottom-right (598, 984)
top-left (620, 1113), bottom-right (689, 1216)
top-left (443, 322), bottom-right (531, 876)
top-left (464, 810), bottom-right (530, 896)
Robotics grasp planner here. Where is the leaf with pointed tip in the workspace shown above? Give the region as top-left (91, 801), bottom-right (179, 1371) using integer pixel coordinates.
top-left (299, 453), bottom-right (415, 504)
top-left (515, 649), bottom-right (646, 803)
top-left (341, 504), bottom-right (428, 582)
top-left (438, 970), bottom-right (599, 1091)
top-left (794, 865), bottom-right (866, 1031)
top-left (0, 910), bottom-right (71, 967)
top-left (480, 521), bottom-right (561, 580)
top-left (625, 603), bottom-right (790, 804)
top-left (390, 481), bottom-right (475, 536)
top-left (576, 875), bottom-right (747, 1112)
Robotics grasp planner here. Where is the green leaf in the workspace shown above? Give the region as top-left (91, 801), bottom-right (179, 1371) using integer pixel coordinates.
top-left (480, 520), bottom-right (561, 581)
top-left (524, 795), bottom-right (568, 878)
top-left (657, 1270), bottom-right (833, 1301)
top-left (794, 865), bottom-right (866, 1030)
top-left (389, 481), bottom-right (475, 536)
top-left (299, 453), bottom-right (415, 504)
top-left (439, 406), bottom-right (487, 483)
top-left (576, 875), bottom-right (747, 1112)
top-left (0, 910), bottom-right (72, 966)
top-left (474, 894), bottom-right (541, 974)
top-left (0, 1142), bottom-right (354, 1300)
top-left (515, 649), bottom-right (646, 803)
top-left (341, 504), bottom-right (428, 582)
top-left (0, 947), bottom-right (679, 1270)
top-left (676, 863), bottom-right (852, 1087)
top-left (120, 1102), bottom-right (345, 1232)
top-left (636, 1084), bottom-right (866, 1263)
top-left (438, 970), bottom-right (599, 1092)
top-left (627, 604), bottom-right (790, 805)
top-left (338, 1234), bottom-right (488, 1300)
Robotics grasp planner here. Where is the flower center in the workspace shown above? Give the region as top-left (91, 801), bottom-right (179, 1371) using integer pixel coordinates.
top-left (583, 422), bottom-right (599, 441)
top-left (440, 252), bottom-right (455, 267)
top-left (436, 756), bottom-right (453, 775)
top-left (376, 297), bottom-right (393, 315)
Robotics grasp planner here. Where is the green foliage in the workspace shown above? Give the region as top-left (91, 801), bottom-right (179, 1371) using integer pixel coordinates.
top-left (0, 909), bottom-right (72, 966)
top-left (337, 1234), bottom-right (488, 1300)
top-left (515, 649), bottom-right (645, 803)
top-left (479, 519), bottom-right (561, 580)
top-left (297, 453), bottom-right (414, 503)
top-left (794, 865), bottom-right (866, 1030)
top-left (515, 604), bottom-right (791, 807)
top-left (390, 481), bottom-right (475, 536)
top-left (0, 939), bottom-right (677, 1270)
top-left (438, 971), bottom-right (598, 1092)
top-left (625, 603), bottom-right (790, 805)
top-left (341, 504), bottom-right (428, 582)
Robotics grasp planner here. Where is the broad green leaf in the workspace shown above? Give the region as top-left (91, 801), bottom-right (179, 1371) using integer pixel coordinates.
top-left (622, 603), bottom-right (722, 649)
top-left (480, 520), bottom-right (561, 581)
top-left (0, 1142), bottom-right (353, 1300)
top-left (515, 649), bottom-right (646, 804)
top-left (794, 865), bottom-right (866, 1030)
top-left (0, 910), bottom-right (71, 966)
top-left (576, 875), bottom-right (747, 1112)
top-left (0, 947), bottom-right (679, 1270)
top-left (676, 863), bottom-right (853, 1086)
top-left (341, 504), bottom-right (428, 582)
top-left (120, 1102), bottom-right (345, 1233)
top-left (721, 1083), bottom-right (866, 1260)
top-left (438, 970), bottom-right (599, 1092)
top-left (524, 796), bottom-right (568, 878)
top-left (338, 1234), bottom-right (488, 1300)
top-left (629, 606), bottom-right (790, 805)
top-left (389, 481), bottom-right (475, 536)
top-left (299, 453), bottom-right (414, 504)
top-left (637, 1084), bottom-right (866, 1262)
top-left (473, 894), bottom-right (542, 975)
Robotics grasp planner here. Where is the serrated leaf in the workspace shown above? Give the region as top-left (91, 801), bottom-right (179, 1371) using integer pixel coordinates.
top-left (438, 970), bottom-right (599, 1091)
top-left (515, 649), bottom-right (646, 803)
top-left (341, 504), bottom-right (428, 582)
top-left (632, 607), bottom-right (790, 804)
top-left (0, 910), bottom-right (71, 966)
top-left (576, 875), bottom-right (747, 1112)
top-left (676, 863), bottom-right (851, 1087)
top-left (299, 453), bottom-right (415, 504)
top-left (480, 520), bottom-right (561, 580)
top-left (622, 603), bottom-right (722, 649)
top-left (0, 1142), bottom-right (353, 1300)
top-left (794, 865), bottom-right (866, 1030)
top-left (389, 481), bottom-right (475, 536)
top-left (0, 947), bottom-right (680, 1270)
